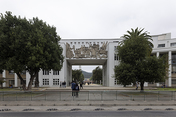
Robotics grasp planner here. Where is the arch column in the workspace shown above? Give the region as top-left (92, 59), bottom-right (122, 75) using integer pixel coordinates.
top-left (168, 51), bottom-right (172, 87)
top-left (15, 73), bottom-right (18, 87)
top-left (156, 52), bottom-right (160, 86)
top-left (3, 70), bottom-right (6, 87)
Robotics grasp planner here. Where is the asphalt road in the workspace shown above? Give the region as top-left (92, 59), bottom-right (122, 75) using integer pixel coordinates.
top-left (0, 111), bottom-right (176, 117)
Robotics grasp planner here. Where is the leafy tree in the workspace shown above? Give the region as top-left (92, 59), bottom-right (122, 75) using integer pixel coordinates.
top-left (114, 28), bottom-right (168, 90)
top-left (0, 11), bottom-right (64, 90)
top-left (0, 77), bottom-right (6, 89)
top-left (92, 66), bottom-right (102, 84)
top-left (72, 69), bottom-right (84, 83)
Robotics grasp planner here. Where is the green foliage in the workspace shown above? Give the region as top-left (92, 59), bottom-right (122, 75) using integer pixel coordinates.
top-left (114, 28), bottom-right (168, 90)
top-left (114, 63), bottom-right (136, 86)
top-left (0, 77), bottom-right (6, 89)
top-left (0, 11), bottom-right (64, 90)
top-left (72, 69), bottom-right (84, 83)
top-left (92, 66), bottom-right (102, 84)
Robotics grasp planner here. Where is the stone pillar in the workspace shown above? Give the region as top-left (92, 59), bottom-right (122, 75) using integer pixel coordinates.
top-left (49, 70), bottom-right (53, 87)
top-left (102, 66), bottom-right (104, 86)
top-left (3, 70), bottom-right (6, 87)
top-left (15, 73), bottom-right (18, 87)
top-left (168, 51), bottom-right (172, 87)
top-left (156, 52), bottom-right (159, 57)
top-left (39, 70), bottom-right (43, 87)
top-left (26, 72), bottom-right (30, 87)
top-left (156, 52), bottom-right (160, 87)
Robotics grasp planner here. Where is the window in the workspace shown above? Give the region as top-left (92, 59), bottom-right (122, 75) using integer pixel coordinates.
top-left (9, 80), bottom-right (14, 85)
top-left (97, 42), bottom-right (99, 44)
top-left (114, 46), bottom-right (118, 51)
top-left (172, 65), bottom-right (176, 73)
top-left (82, 42), bottom-right (84, 44)
top-left (43, 70), bottom-right (49, 75)
top-left (70, 42), bottom-right (72, 44)
top-left (172, 79), bottom-right (176, 84)
top-left (158, 44), bottom-right (165, 48)
top-left (53, 79), bottom-right (59, 85)
top-left (53, 70), bottom-right (59, 75)
top-left (78, 42), bottom-right (80, 44)
top-left (114, 54), bottom-right (118, 60)
top-left (101, 42), bottom-right (103, 44)
top-left (74, 42), bottom-right (76, 44)
top-left (43, 79), bottom-right (49, 85)
top-left (9, 70), bottom-right (14, 74)
top-left (170, 43), bottom-right (176, 47)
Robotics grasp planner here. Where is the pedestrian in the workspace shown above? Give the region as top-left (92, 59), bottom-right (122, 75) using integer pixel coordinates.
top-left (63, 81), bottom-right (66, 88)
top-left (80, 82), bottom-right (83, 89)
top-left (136, 82), bottom-right (139, 90)
top-left (71, 81), bottom-right (76, 96)
top-left (75, 83), bottom-right (79, 97)
top-left (60, 81), bottom-right (62, 88)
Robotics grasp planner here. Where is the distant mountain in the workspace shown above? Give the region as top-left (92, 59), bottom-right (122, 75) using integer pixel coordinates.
top-left (82, 70), bottom-right (92, 78)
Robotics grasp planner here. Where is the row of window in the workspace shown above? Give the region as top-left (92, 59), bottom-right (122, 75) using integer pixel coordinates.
top-left (70, 42), bottom-right (104, 45)
top-left (43, 70), bottom-right (59, 75)
top-left (43, 79), bottom-right (59, 85)
top-left (6, 70), bottom-right (59, 75)
top-left (8, 79), bottom-right (60, 86)
top-left (158, 43), bottom-right (176, 48)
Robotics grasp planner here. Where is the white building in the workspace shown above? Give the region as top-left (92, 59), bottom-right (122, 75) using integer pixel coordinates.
top-left (1, 33), bottom-right (176, 87)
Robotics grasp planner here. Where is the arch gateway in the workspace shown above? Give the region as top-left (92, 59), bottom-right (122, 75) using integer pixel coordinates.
top-left (1, 33), bottom-right (176, 87)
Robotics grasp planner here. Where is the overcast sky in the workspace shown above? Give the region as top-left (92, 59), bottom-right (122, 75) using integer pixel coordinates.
top-left (1, 0), bottom-right (176, 72)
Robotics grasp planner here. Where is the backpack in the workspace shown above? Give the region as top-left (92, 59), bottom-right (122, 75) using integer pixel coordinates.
top-left (75, 86), bottom-right (79, 90)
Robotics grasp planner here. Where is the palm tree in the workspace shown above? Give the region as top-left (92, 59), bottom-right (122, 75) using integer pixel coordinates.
top-left (122, 27), bottom-right (153, 56)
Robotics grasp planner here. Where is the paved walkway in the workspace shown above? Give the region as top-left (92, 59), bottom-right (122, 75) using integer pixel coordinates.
top-left (42, 84), bottom-right (150, 91)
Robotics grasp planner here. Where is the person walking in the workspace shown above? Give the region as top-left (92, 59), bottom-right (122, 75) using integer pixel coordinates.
top-left (75, 83), bottom-right (79, 97)
top-left (136, 82), bottom-right (139, 90)
top-left (80, 82), bottom-right (83, 89)
top-left (71, 81), bottom-right (76, 96)
top-left (60, 81), bottom-right (62, 88)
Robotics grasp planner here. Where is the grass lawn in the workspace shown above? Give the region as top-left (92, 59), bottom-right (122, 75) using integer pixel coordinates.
top-left (155, 88), bottom-right (176, 91)
top-left (0, 88), bottom-right (20, 91)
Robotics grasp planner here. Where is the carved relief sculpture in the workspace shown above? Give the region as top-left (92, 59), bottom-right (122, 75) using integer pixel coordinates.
top-left (66, 41), bottom-right (108, 59)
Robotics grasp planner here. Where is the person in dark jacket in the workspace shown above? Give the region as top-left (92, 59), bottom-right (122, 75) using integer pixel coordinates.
top-left (71, 81), bottom-right (76, 96)
top-left (80, 82), bottom-right (83, 89)
top-left (75, 83), bottom-right (79, 97)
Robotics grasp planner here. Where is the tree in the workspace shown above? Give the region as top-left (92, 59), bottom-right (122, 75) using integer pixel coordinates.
top-left (0, 11), bottom-right (64, 90)
top-left (0, 77), bottom-right (6, 89)
top-left (114, 28), bottom-right (168, 90)
top-left (72, 69), bottom-right (84, 83)
top-left (92, 66), bottom-right (102, 84)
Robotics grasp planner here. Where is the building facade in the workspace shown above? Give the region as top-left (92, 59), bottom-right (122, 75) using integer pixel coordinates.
top-left (1, 33), bottom-right (176, 87)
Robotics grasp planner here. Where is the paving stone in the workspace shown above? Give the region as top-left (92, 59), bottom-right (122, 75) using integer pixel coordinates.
top-left (95, 108), bottom-right (104, 111)
top-left (70, 108), bottom-right (82, 111)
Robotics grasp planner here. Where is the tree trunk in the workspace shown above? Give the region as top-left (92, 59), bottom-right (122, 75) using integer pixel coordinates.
top-left (16, 72), bottom-right (26, 91)
top-left (1, 83), bottom-right (3, 89)
top-left (27, 71), bottom-right (38, 91)
top-left (140, 81), bottom-right (144, 91)
top-left (35, 73), bottom-right (39, 88)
